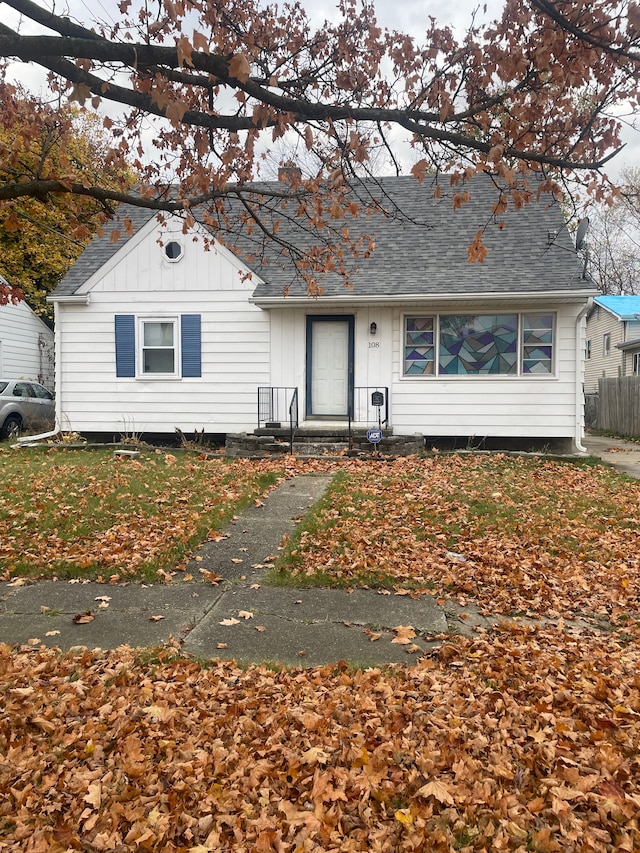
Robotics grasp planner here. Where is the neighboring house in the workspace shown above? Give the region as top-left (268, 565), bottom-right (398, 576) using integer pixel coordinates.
top-left (49, 173), bottom-right (595, 450)
top-left (584, 295), bottom-right (640, 393)
top-left (0, 276), bottom-right (54, 389)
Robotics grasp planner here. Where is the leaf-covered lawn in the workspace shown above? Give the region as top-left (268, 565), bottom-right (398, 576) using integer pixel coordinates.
top-left (1, 451), bottom-right (640, 851)
top-left (1, 628), bottom-right (639, 852)
top-left (0, 449), bottom-right (288, 581)
top-left (276, 455), bottom-right (640, 625)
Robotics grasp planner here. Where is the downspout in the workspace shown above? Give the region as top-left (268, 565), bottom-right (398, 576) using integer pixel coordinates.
top-left (574, 298), bottom-right (593, 454)
top-left (16, 300), bottom-right (62, 445)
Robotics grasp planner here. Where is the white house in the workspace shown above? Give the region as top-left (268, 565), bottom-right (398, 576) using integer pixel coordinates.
top-left (49, 174), bottom-right (595, 451)
top-left (0, 278), bottom-right (54, 389)
top-left (585, 295), bottom-right (640, 393)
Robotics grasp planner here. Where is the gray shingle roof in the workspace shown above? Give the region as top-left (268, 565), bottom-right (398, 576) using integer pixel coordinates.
top-left (52, 174), bottom-right (587, 300)
top-left (52, 204), bottom-right (157, 297)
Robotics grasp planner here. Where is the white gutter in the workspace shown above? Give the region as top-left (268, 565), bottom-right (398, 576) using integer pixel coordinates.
top-left (574, 297), bottom-right (593, 454)
top-left (46, 294), bottom-right (90, 305)
top-left (250, 288), bottom-right (597, 308)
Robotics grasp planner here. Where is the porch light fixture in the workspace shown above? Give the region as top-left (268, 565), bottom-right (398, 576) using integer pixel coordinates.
top-left (370, 322), bottom-right (377, 335)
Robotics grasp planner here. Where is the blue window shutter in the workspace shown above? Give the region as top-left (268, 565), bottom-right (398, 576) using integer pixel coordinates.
top-left (181, 314), bottom-right (201, 377)
top-left (115, 315), bottom-right (135, 377)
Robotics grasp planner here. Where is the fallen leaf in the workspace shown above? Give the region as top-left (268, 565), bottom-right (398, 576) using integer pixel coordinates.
top-left (149, 615), bottom-right (165, 622)
top-left (219, 618), bottom-right (240, 626)
top-left (11, 687), bottom-right (34, 698)
top-left (45, 630), bottom-right (61, 637)
top-left (395, 809), bottom-right (413, 826)
top-left (391, 625), bottom-right (416, 645)
top-left (216, 643), bottom-right (228, 649)
top-left (238, 610), bottom-right (253, 619)
top-left (73, 611), bottom-right (95, 624)
top-left (84, 782), bottom-right (101, 810)
top-left (200, 570), bottom-right (222, 584)
top-left (417, 779), bottom-right (455, 805)
top-left (256, 625), bottom-right (266, 632)
top-left (301, 747), bottom-right (330, 765)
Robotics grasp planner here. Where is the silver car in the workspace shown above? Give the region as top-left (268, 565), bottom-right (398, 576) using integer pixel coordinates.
top-left (0, 380), bottom-right (55, 439)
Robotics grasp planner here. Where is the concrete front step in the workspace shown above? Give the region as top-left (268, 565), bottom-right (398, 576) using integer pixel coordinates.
top-left (226, 431), bottom-right (424, 457)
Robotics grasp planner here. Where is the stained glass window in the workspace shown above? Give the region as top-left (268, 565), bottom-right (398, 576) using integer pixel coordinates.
top-left (404, 317), bottom-right (435, 375)
top-left (522, 314), bottom-right (554, 373)
top-left (403, 313), bottom-right (556, 376)
top-left (439, 315), bottom-right (518, 374)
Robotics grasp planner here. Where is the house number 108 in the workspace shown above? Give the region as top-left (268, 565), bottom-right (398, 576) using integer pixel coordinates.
top-left (368, 340), bottom-right (380, 349)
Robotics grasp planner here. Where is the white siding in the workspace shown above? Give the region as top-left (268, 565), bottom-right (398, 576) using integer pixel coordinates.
top-left (56, 223), bottom-right (270, 435)
top-left (585, 305), bottom-right (624, 393)
top-left (271, 304), bottom-right (582, 440)
top-left (392, 306), bottom-right (579, 438)
top-left (0, 300), bottom-right (54, 388)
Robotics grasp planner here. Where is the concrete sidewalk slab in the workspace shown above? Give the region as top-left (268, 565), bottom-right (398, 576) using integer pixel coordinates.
top-left (184, 614), bottom-right (439, 668)
top-left (583, 434), bottom-right (640, 480)
top-left (183, 586), bottom-right (448, 667)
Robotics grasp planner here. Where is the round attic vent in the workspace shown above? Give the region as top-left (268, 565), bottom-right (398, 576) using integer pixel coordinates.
top-left (164, 240), bottom-right (183, 261)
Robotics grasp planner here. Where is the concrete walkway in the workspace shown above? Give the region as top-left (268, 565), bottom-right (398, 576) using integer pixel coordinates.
top-left (0, 438), bottom-right (633, 666)
top-left (0, 475), bottom-right (456, 666)
top-left (582, 433), bottom-right (640, 479)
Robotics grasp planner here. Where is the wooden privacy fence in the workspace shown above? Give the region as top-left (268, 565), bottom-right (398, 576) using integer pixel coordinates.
top-left (597, 376), bottom-right (640, 437)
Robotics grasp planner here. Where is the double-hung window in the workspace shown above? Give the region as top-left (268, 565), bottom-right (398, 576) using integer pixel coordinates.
top-left (140, 318), bottom-right (178, 376)
top-left (403, 313), bottom-right (555, 377)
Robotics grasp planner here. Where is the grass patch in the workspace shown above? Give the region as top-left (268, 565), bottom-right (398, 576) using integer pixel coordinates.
top-left (0, 447), bottom-right (283, 582)
top-left (265, 454), bottom-right (640, 622)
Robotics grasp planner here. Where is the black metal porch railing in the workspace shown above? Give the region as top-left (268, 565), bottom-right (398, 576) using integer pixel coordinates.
top-left (348, 386), bottom-right (389, 440)
top-left (258, 386), bottom-right (299, 452)
top-left (288, 388), bottom-right (298, 454)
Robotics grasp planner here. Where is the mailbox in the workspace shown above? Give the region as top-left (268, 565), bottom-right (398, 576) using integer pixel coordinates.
top-left (371, 391), bottom-right (384, 407)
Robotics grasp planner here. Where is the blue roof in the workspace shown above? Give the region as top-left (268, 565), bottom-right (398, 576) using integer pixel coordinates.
top-left (593, 295), bottom-right (640, 320)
